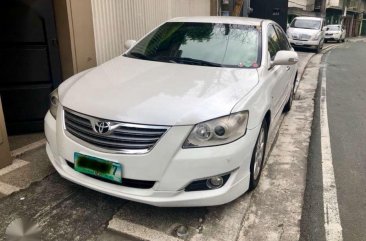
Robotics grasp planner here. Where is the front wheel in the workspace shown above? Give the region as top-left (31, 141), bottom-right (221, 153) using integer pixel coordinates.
top-left (284, 78), bottom-right (296, 113)
top-left (249, 120), bottom-right (268, 191)
top-left (315, 44), bottom-right (321, 53)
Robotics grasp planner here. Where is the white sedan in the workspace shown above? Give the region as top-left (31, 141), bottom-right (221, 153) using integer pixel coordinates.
top-left (324, 24), bottom-right (346, 43)
top-left (45, 16), bottom-right (298, 207)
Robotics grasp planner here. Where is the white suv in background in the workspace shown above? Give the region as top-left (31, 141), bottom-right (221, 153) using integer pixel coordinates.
top-left (287, 16), bottom-right (325, 53)
top-left (45, 17), bottom-right (298, 207)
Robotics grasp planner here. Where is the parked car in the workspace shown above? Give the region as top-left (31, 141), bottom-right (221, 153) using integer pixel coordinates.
top-left (45, 17), bottom-right (298, 207)
top-left (324, 24), bottom-right (346, 43)
top-left (287, 16), bottom-right (325, 53)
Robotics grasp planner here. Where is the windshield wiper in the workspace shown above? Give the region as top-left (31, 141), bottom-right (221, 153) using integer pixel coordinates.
top-left (125, 52), bottom-right (152, 60)
top-left (158, 56), bottom-right (222, 67)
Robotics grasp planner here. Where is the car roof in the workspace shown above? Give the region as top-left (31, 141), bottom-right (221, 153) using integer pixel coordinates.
top-left (294, 16), bottom-right (323, 21)
top-left (167, 16), bottom-right (263, 26)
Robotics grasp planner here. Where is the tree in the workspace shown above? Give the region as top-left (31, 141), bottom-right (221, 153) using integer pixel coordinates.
top-left (233, 0), bottom-right (245, 16)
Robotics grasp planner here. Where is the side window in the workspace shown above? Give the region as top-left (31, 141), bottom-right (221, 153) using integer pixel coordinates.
top-left (268, 25), bottom-right (281, 60)
top-left (274, 25), bottom-right (291, 50)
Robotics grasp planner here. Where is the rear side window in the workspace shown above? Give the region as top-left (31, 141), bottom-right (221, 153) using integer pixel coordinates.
top-left (274, 25), bottom-right (291, 50)
top-left (268, 25), bottom-right (281, 60)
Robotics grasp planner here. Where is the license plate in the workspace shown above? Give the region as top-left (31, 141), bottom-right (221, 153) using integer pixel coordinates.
top-left (74, 153), bottom-right (122, 183)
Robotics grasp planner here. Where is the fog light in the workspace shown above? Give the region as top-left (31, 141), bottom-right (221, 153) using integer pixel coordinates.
top-left (206, 176), bottom-right (224, 189)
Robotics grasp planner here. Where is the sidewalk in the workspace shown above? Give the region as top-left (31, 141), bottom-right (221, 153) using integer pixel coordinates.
top-left (0, 51), bottom-right (323, 241)
top-left (0, 133), bottom-right (53, 198)
top-left (347, 36), bottom-right (366, 43)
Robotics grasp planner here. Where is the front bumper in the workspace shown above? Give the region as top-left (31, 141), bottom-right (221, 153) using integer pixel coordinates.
top-left (289, 39), bottom-right (321, 49)
top-left (325, 35), bottom-right (341, 41)
top-left (44, 109), bottom-right (260, 207)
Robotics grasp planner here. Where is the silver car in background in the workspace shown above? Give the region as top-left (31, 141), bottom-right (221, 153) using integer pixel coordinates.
top-left (287, 17), bottom-right (325, 53)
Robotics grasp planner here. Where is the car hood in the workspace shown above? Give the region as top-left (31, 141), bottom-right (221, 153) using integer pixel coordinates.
top-left (59, 56), bottom-right (259, 126)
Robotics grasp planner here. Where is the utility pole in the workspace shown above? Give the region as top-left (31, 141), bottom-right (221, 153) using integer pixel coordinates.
top-left (320, 0), bottom-right (327, 17)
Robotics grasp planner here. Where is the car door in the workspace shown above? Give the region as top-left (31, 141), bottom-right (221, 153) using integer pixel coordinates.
top-left (267, 24), bottom-right (289, 118)
top-left (274, 24), bottom-right (297, 101)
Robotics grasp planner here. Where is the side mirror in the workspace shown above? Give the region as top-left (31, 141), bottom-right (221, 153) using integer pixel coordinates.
top-left (322, 26), bottom-right (328, 31)
top-left (271, 50), bottom-right (299, 67)
top-left (124, 40), bottom-right (136, 50)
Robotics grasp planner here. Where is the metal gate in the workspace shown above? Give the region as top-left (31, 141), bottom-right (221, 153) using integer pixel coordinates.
top-left (249, 0), bottom-right (288, 31)
top-left (362, 20), bottom-right (366, 36)
top-left (0, 0), bottom-right (61, 134)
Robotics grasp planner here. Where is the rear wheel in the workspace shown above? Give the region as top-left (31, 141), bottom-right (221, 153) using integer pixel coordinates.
top-left (249, 119), bottom-right (268, 191)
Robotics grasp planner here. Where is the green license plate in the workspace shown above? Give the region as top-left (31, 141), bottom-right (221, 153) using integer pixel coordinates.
top-left (74, 153), bottom-right (122, 183)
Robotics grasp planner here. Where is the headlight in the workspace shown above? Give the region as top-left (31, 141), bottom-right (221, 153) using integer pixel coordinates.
top-left (183, 111), bottom-right (249, 148)
top-left (49, 88), bottom-right (59, 119)
top-left (313, 32), bottom-right (321, 40)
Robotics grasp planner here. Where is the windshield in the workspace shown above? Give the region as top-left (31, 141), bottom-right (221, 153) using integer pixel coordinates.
top-left (125, 22), bottom-right (261, 68)
top-left (327, 25), bottom-right (341, 31)
top-left (290, 19), bottom-right (321, 30)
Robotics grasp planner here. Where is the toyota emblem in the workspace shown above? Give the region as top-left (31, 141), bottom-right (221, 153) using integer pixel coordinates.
top-left (95, 121), bottom-right (111, 134)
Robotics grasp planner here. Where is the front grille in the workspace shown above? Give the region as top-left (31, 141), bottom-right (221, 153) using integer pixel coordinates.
top-left (66, 161), bottom-right (155, 189)
top-left (64, 109), bottom-right (169, 153)
top-left (293, 34), bottom-right (311, 41)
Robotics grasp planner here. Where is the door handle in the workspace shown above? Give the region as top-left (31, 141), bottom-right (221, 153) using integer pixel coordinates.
top-left (286, 66), bottom-right (291, 71)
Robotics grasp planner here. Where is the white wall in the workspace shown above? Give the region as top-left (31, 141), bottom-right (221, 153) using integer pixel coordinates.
top-left (288, 0), bottom-right (316, 10)
top-left (91, 0), bottom-right (211, 65)
top-left (327, 0), bottom-right (341, 7)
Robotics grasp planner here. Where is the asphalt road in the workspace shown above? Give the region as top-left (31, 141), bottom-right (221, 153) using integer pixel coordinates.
top-left (300, 41), bottom-right (366, 241)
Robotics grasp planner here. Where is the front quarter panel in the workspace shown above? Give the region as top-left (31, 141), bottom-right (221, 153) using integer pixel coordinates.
top-left (231, 68), bottom-right (272, 130)
top-left (58, 68), bottom-right (95, 101)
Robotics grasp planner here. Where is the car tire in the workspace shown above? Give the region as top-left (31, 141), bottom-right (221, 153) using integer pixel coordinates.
top-left (248, 119), bottom-right (268, 191)
top-left (316, 45), bottom-right (321, 53)
top-left (284, 78), bottom-right (296, 113)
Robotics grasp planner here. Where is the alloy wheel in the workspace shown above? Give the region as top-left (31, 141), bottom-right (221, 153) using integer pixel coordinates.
top-left (253, 127), bottom-right (265, 180)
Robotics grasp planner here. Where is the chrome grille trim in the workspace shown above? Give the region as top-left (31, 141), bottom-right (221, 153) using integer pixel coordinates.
top-left (63, 108), bottom-right (170, 154)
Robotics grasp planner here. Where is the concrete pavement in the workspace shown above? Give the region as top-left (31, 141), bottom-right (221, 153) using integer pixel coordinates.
top-left (0, 50), bottom-right (322, 241)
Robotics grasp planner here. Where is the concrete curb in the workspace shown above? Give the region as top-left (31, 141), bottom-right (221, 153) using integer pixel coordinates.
top-left (0, 138), bottom-right (50, 198)
top-left (10, 138), bottom-right (46, 158)
top-left (108, 218), bottom-right (181, 241)
top-left (0, 159), bottom-right (30, 197)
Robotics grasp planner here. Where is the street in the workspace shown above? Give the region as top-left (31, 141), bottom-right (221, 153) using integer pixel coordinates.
top-left (300, 40), bottom-right (366, 241)
top-left (1, 40), bottom-right (366, 241)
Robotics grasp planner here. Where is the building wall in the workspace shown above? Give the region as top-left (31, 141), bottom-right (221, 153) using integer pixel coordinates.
top-left (327, 0), bottom-right (341, 7)
top-left (54, 0), bottom-right (97, 80)
top-left (91, 0), bottom-right (211, 65)
top-left (288, 0), bottom-right (316, 11)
